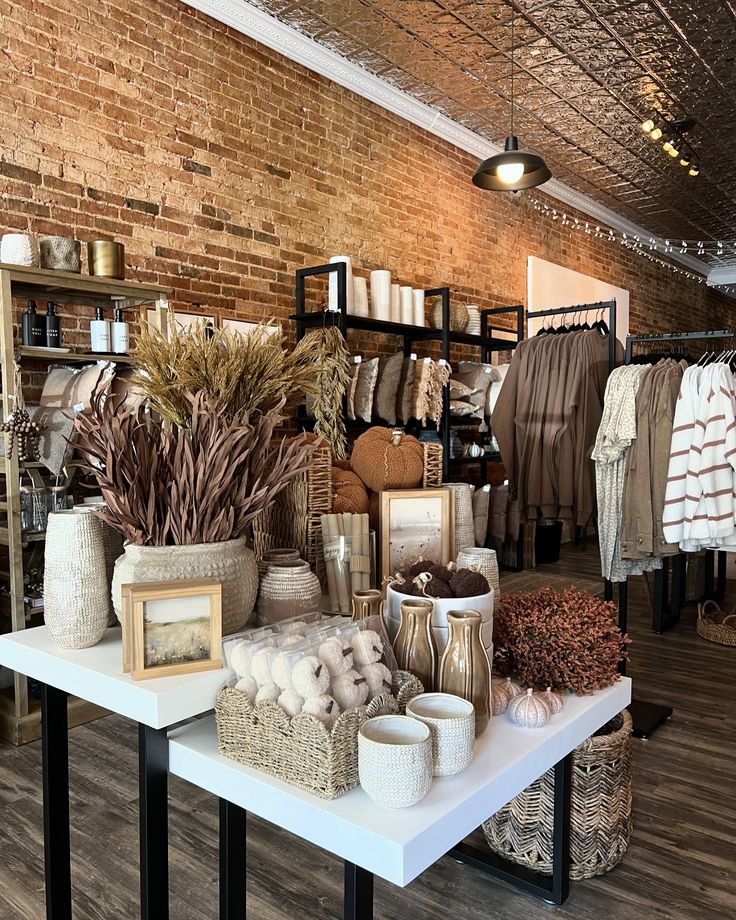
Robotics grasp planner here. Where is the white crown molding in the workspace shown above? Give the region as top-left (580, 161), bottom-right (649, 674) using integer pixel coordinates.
top-left (184, 0), bottom-right (712, 280)
top-left (706, 265), bottom-right (736, 287)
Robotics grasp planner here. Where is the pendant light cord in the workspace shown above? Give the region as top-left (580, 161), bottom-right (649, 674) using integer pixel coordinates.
top-left (510, 1), bottom-right (515, 137)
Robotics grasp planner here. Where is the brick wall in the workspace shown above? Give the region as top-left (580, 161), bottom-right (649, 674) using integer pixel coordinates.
top-left (0, 0), bottom-right (732, 354)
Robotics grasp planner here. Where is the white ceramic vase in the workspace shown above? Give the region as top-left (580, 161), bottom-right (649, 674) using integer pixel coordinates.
top-left (112, 537), bottom-right (257, 635)
top-left (370, 270), bottom-right (391, 321)
top-left (328, 256), bottom-right (353, 313)
top-left (358, 715), bottom-right (433, 808)
top-left (406, 693), bottom-right (475, 776)
top-left (44, 511), bottom-right (109, 649)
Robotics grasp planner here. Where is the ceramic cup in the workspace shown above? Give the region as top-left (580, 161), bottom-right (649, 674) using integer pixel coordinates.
top-left (406, 692), bottom-right (475, 776)
top-left (358, 715), bottom-right (433, 808)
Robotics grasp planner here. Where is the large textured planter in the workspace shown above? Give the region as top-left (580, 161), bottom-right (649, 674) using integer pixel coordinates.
top-left (44, 511), bottom-right (109, 649)
top-left (112, 538), bottom-right (257, 635)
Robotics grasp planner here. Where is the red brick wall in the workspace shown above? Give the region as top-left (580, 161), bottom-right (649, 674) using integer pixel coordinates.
top-left (0, 0), bottom-right (732, 351)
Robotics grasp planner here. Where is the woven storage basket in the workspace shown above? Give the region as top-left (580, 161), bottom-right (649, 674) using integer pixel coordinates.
top-left (483, 710), bottom-right (633, 880)
top-left (446, 482), bottom-right (475, 552)
top-left (696, 600), bottom-right (736, 646)
top-left (216, 671), bottom-right (423, 799)
top-left (422, 442), bottom-right (443, 488)
top-left (252, 444), bottom-right (332, 579)
top-left (456, 548), bottom-right (500, 597)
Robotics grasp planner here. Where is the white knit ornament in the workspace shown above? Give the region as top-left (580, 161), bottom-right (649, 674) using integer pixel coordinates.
top-left (255, 683), bottom-right (280, 704)
top-left (351, 629), bottom-right (383, 666)
top-left (230, 641), bottom-right (250, 678)
top-left (303, 693), bottom-right (340, 725)
top-left (505, 676), bottom-right (523, 699)
top-left (278, 689), bottom-right (305, 717)
top-left (318, 636), bottom-right (354, 676)
top-left (491, 680), bottom-right (510, 715)
top-left (331, 670), bottom-right (369, 710)
top-left (280, 621), bottom-right (306, 635)
top-left (508, 688), bottom-right (550, 728)
top-left (280, 635), bottom-right (304, 649)
top-left (271, 652), bottom-right (295, 692)
top-left (251, 647), bottom-right (276, 686)
top-left (360, 662), bottom-right (392, 698)
top-left (235, 676), bottom-right (257, 701)
top-left (542, 687), bottom-right (564, 715)
top-left (291, 655), bottom-right (330, 698)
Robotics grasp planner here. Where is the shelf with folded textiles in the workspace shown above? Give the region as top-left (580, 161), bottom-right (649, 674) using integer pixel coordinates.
top-left (293, 262), bottom-right (523, 481)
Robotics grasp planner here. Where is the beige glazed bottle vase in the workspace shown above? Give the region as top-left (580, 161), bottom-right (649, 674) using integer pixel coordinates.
top-left (438, 610), bottom-right (491, 736)
top-left (394, 598), bottom-right (438, 692)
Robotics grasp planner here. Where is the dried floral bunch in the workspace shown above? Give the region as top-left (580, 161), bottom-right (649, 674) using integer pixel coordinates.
top-left (493, 587), bottom-right (629, 694)
top-left (302, 326), bottom-right (351, 459)
top-left (132, 321), bottom-right (319, 427)
top-left (74, 391), bottom-right (316, 546)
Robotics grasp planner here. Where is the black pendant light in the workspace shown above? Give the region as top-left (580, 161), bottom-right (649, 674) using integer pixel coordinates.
top-left (472, 3), bottom-right (551, 192)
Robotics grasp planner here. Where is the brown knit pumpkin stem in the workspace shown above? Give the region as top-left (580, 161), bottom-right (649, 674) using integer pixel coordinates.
top-left (390, 428), bottom-right (402, 446)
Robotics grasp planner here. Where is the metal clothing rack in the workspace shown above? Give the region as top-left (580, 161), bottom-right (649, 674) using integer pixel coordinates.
top-left (612, 327), bottom-right (735, 739)
top-left (526, 298), bottom-right (618, 372)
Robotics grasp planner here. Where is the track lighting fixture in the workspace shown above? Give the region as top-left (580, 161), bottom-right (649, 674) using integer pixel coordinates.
top-left (640, 115), bottom-right (700, 175)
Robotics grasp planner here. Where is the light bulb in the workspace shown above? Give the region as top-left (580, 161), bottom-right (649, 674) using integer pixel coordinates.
top-left (662, 140), bottom-right (673, 153)
top-left (679, 154), bottom-right (691, 167)
top-left (650, 126), bottom-right (663, 141)
top-left (640, 119), bottom-right (655, 134)
top-left (497, 161), bottom-right (525, 185)
top-left (689, 165), bottom-right (699, 177)
top-left (667, 145), bottom-right (679, 158)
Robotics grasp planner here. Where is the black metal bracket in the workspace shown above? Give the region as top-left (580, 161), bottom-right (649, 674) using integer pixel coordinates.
top-left (40, 682), bottom-right (72, 920)
top-left (139, 724), bottom-right (170, 920)
top-left (219, 800), bottom-right (247, 920)
top-left (344, 861), bottom-right (374, 920)
top-left (448, 753), bottom-right (572, 905)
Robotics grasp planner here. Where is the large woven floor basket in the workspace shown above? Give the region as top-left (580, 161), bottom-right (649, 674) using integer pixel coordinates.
top-left (483, 710), bottom-right (633, 880)
top-left (216, 671), bottom-right (423, 799)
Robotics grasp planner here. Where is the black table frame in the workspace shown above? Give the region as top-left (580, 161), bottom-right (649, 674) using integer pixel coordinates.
top-left (39, 682), bottom-right (170, 920)
top-left (218, 752), bottom-right (573, 920)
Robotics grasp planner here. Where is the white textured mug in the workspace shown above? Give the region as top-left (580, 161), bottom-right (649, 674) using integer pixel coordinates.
top-left (406, 692), bottom-right (475, 776)
top-left (358, 715), bottom-right (433, 807)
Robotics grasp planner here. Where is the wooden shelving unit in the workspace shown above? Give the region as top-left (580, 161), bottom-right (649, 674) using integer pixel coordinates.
top-left (0, 262), bottom-right (170, 745)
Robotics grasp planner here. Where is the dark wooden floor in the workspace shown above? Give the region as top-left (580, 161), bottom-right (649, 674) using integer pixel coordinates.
top-left (1, 544), bottom-right (734, 920)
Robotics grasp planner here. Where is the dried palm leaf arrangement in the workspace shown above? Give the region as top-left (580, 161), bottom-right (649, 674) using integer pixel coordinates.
top-left (301, 326), bottom-right (351, 459)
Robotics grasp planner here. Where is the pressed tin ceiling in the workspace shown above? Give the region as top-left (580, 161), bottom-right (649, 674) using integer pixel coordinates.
top-left (242, 0), bottom-right (736, 269)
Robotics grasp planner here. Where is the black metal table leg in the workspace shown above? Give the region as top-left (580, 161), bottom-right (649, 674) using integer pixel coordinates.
top-left (344, 861), bottom-right (373, 920)
top-left (219, 800), bottom-right (247, 920)
top-left (40, 683), bottom-right (72, 920)
top-left (139, 724), bottom-right (169, 920)
top-left (447, 753), bottom-right (573, 904)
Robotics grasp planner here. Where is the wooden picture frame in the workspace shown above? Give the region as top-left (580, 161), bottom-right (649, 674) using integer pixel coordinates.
top-left (380, 488), bottom-right (454, 583)
top-left (123, 578), bottom-right (222, 681)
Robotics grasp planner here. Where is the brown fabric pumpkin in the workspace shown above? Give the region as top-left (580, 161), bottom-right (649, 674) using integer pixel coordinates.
top-left (332, 467), bottom-right (369, 514)
top-left (368, 489), bottom-right (380, 533)
top-left (351, 427), bottom-right (424, 493)
top-left (333, 458), bottom-right (352, 471)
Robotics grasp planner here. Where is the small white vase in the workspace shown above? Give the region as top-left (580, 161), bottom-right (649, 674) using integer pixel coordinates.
top-left (370, 270), bottom-right (391, 321)
top-left (328, 256), bottom-right (353, 313)
top-left (1, 232), bottom-right (40, 267)
top-left (44, 511), bottom-right (109, 649)
top-left (353, 276), bottom-right (369, 317)
top-left (413, 290), bottom-right (425, 326)
top-left (112, 537), bottom-right (258, 635)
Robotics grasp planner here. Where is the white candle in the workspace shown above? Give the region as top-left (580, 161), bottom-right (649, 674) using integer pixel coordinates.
top-left (353, 277), bottom-right (369, 317)
top-left (413, 289), bottom-right (425, 327)
top-left (370, 270), bottom-right (391, 321)
top-left (390, 284), bottom-right (401, 323)
top-left (400, 286), bottom-right (413, 325)
top-left (328, 256), bottom-right (353, 313)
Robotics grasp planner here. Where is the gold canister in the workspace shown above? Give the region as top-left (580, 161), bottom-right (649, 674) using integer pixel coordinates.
top-left (87, 240), bottom-right (125, 279)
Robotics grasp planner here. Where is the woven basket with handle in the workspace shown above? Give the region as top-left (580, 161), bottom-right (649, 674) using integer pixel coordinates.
top-left (216, 670), bottom-right (423, 799)
top-left (697, 600), bottom-right (736, 647)
top-left (483, 710), bottom-right (633, 880)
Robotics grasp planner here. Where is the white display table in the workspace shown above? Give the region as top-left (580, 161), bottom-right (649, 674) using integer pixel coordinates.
top-left (0, 626), bottom-right (230, 920)
top-left (169, 679), bottom-right (632, 919)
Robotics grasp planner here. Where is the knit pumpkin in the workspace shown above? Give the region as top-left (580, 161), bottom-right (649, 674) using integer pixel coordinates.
top-left (413, 572), bottom-right (453, 598)
top-left (332, 467), bottom-right (369, 514)
top-left (333, 458), bottom-right (352, 471)
top-left (331, 670), bottom-right (369, 709)
top-left (449, 569), bottom-right (490, 598)
top-left (427, 562), bottom-right (455, 584)
top-left (542, 687), bottom-right (564, 715)
top-left (508, 688), bottom-right (550, 728)
top-left (351, 427), bottom-right (424, 493)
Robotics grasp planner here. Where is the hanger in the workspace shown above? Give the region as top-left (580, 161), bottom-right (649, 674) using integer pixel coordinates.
top-left (593, 307), bottom-right (609, 336)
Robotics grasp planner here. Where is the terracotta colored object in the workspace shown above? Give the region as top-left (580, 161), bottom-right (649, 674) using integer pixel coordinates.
top-left (351, 427), bottom-right (424, 493)
top-left (332, 467), bottom-right (369, 514)
top-left (351, 588), bottom-right (383, 621)
top-left (394, 598), bottom-right (438, 692)
top-left (438, 609), bottom-right (491, 736)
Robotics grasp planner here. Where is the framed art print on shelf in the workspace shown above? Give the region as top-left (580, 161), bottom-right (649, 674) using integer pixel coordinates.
top-left (121, 579), bottom-right (222, 681)
top-left (380, 488), bottom-right (453, 583)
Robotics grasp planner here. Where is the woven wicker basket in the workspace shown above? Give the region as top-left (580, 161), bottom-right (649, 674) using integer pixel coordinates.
top-left (483, 710), bottom-right (633, 880)
top-left (216, 671), bottom-right (424, 799)
top-left (422, 442), bottom-right (443, 488)
top-left (696, 600), bottom-right (736, 646)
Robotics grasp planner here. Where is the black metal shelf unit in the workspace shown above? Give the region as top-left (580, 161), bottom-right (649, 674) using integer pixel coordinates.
top-left (292, 262), bottom-right (523, 479)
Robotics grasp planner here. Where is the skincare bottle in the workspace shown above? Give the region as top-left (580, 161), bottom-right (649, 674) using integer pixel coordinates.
top-left (110, 307), bottom-right (129, 354)
top-left (45, 301), bottom-right (62, 348)
top-left (22, 300), bottom-right (45, 346)
top-left (90, 306), bottom-right (111, 353)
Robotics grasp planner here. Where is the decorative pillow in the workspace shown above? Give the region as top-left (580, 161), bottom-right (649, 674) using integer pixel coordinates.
top-left (347, 359), bottom-right (362, 421)
top-left (450, 399), bottom-right (474, 415)
top-left (28, 405), bottom-right (78, 475)
top-left (374, 353), bottom-right (404, 425)
top-left (411, 358), bottom-right (434, 424)
top-left (455, 361), bottom-right (495, 430)
top-left (449, 379), bottom-right (478, 400)
top-left (354, 357), bottom-right (379, 423)
top-left (396, 356), bottom-right (416, 424)
top-left (108, 367), bottom-right (146, 412)
top-left (39, 362), bottom-right (112, 412)
top-left (485, 364), bottom-right (508, 419)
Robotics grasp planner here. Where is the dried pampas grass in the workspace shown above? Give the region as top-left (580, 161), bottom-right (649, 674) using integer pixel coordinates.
top-left (74, 391), bottom-right (317, 546)
top-left (132, 321), bottom-right (318, 427)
